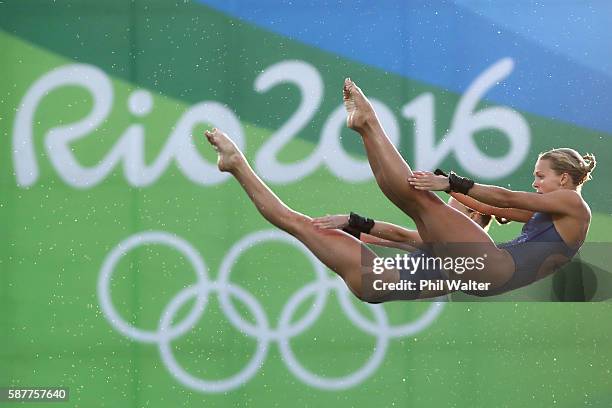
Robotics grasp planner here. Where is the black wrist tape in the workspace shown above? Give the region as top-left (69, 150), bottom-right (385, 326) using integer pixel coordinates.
top-left (348, 212), bottom-right (375, 234)
top-left (433, 168), bottom-right (448, 177)
top-left (433, 168), bottom-right (451, 193)
top-left (448, 171), bottom-right (475, 195)
top-left (342, 226), bottom-right (362, 239)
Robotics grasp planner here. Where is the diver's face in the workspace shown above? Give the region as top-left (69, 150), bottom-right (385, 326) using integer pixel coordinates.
top-left (532, 159), bottom-right (565, 194)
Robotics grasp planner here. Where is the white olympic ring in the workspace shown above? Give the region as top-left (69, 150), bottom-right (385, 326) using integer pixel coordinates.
top-left (97, 230), bottom-right (446, 393)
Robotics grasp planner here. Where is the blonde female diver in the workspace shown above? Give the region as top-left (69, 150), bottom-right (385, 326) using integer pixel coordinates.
top-left (203, 79), bottom-right (595, 302)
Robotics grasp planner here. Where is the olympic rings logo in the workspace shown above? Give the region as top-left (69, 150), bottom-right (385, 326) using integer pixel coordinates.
top-left (97, 230), bottom-right (445, 393)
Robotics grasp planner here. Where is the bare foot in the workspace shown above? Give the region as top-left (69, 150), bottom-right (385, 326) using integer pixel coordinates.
top-left (343, 78), bottom-right (376, 132)
top-left (203, 128), bottom-right (244, 172)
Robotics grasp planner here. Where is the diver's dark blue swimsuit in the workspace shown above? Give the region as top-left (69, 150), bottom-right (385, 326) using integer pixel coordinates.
top-left (489, 211), bottom-right (578, 295)
top-left (371, 212), bottom-right (578, 302)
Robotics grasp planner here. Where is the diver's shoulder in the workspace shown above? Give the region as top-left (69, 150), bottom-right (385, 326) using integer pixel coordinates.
top-left (546, 189), bottom-right (590, 219)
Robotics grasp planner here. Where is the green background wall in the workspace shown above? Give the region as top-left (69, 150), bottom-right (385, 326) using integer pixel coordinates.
top-left (1, 1), bottom-right (611, 406)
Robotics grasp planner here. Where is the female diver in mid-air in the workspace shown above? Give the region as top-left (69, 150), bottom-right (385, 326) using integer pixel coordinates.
top-left (203, 78), bottom-right (595, 302)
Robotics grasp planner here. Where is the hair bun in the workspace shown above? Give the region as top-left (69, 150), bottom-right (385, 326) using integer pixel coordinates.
top-left (579, 153), bottom-right (596, 184)
top-left (582, 153), bottom-right (596, 172)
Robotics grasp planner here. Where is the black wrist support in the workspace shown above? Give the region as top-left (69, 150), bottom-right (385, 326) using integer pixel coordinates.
top-left (448, 171), bottom-right (475, 195)
top-left (434, 168), bottom-right (451, 193)
top-left (348, 212), bottom-right (375, 234)
top-left (342, 226), bottom-right (362, 239)
top-left (433, 168), bottom-right (448, 177)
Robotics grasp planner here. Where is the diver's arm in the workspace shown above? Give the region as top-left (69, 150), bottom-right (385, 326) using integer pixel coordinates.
top-left (465, 184), bottom-right (581, 216)
top-left (311, 215), bottom-right (424, 248)
top-left (366, 221), bottom-right (424, 248)
top-left (408, 171), bottom-right (580, 216)
top-left (407, 171), bottom-right (511, 207)
top-left (359, 233), bottom-right (421, 252)
top-left (450, 192), bottom-right (533, 223)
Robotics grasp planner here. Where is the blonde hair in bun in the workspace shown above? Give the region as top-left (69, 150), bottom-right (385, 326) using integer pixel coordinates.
top-left (538, 148), bottom-right (596, 186)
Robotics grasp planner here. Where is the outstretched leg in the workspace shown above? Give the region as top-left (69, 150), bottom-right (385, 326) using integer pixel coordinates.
top-left (344, 79), bottom-right (515, 285)
top-left (344, 78), bottom-right (441, 217)
top-left (203, 128), bottom-right (400, 302)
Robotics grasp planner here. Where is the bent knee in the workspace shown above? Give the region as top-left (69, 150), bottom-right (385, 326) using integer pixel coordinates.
top-left (340, 280), bottom-right (382, 304)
